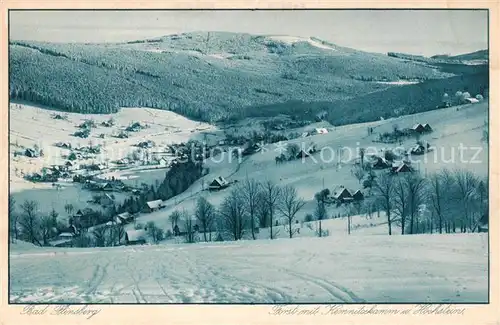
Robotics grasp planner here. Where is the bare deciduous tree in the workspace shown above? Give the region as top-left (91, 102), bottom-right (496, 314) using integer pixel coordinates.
top-left (19, 200), bottom-right (42, 246)
top-left (241, 178), bottom-right (261, 240)
top-left (64, 203), bottom-right (74, 216)
top-left (278, 186), bottom-right (306, 238)
top-left (359, 148), bottom-right (366, 169)
top-left (195, 196), bottom-right (216, 242)
top-left (373, 173), bottom-right (395, 235)
top-left (146, 221), bottom-right (164, 244)
top-left (9, 195), bottom-right (19, 243)
top-left (169, 210), bottom-right (182, 231)
top-left (219, 188), bottom-right (247, 241)
top-left (260, 181), bottom-right (281, 239)
top-left (404, 173), bottom-right (428, 234)
top-left (393, 177), bottom-right (408, 234)
top-left (352, 165), bottom-right (366, 184)
top-left (93, 226), bottom-right (108, 247)
top-left (256, 191), bottom-right (270, 228)
top-left (453, 169), bottom-right (480, 232)
top-left (428, 170), bottom-right (455, 234)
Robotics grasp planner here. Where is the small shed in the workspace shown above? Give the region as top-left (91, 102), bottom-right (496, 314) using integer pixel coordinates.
top-left (125, 229), bottom-right (147, 245)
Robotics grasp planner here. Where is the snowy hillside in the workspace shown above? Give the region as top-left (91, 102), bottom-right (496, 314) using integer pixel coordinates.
top-left (9, 233), bottom-right (488, 303)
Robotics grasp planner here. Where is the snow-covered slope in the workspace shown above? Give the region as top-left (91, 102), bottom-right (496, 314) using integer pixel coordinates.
top-left (130, 101), bottom-right (488, 231)
top-left (9, 233), bottom-right (488, 303)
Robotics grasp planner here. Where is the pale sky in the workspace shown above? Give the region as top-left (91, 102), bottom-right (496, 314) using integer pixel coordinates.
top-left (9, 10), bottom-right (488, 56)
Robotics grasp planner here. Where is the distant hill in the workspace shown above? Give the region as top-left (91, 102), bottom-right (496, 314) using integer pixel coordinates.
top-left (242, 72), bottom-right (488, 126)
top-left (9, 32), bottom-right (456, 122)
top-left (448, 49), bottom-right (488, 61)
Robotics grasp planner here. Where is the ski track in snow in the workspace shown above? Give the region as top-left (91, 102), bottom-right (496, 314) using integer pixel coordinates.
top-left (9, 234), bottom-right (488, 303)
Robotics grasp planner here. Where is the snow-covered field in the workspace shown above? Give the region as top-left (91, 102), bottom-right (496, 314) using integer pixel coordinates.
top-left (9, 233), bottom-right (488, 303)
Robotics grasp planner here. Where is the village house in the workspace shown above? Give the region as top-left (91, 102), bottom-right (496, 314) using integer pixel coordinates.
top-left (65, 160), bottom-right (77, 170)
top-left (370, 156), bottom-right (391, 169)
top-left (411, 123), bottom-right (425, 134)
top-left (331, 186), bottom-right (353, 204)
top-left (410, 144), bottom-right (426, 155)
top-left (422, 124), bottom-right (433, 133)
top-left (24, 148), bottom-right (39, 158)
top-left (137, 140), bottom-right (155, 148)
top-left (208, 176), bottom-right (229, 191)
top-left (158, 157), bottom-right (168, 167)
top-left (115, 212), bottom-right (135, 225)
top-left (48, 232), bottom-right (75, 248)
top-left (352, 190), bottom-right (365, 201)
top-left (391, 162), bottom-right (413, 174)
top-left (143, 199), bottom-right (165, 213)
top-left (125, 229), bottom-right (147, 245)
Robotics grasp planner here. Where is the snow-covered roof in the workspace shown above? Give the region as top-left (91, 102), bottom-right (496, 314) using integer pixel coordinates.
top-left (118, 212), bottom-right (131, 219)
top-left (58, 232), bottom-right (74, 238)
top-left (126, 229), bottom-right (147, 242)
top-left (146, 199), bottom-right (164, 209)
top-left (211, 176), bottom-right (228, 187)
top-left (49, 238), bottom-right (73, 246)
top-left (332, 186), bottom-right (352, 199)
top-left (465, 97), bottom-right (479, 103)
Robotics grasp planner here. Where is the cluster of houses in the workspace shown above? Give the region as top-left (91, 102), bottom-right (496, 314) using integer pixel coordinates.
top-left (411, 123), bottom-right (433, 134)
top-left (367, 155), bottom-right (415, 175)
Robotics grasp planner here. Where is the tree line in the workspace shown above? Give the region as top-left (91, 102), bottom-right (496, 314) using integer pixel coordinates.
top-left (372, 168), bottom-right (488, 235)
top-left (167, 179), bottom-right (307, 243)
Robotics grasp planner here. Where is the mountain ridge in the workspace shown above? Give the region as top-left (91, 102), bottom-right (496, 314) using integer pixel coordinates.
top-left (9, 31), bottom-right (485, 124)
